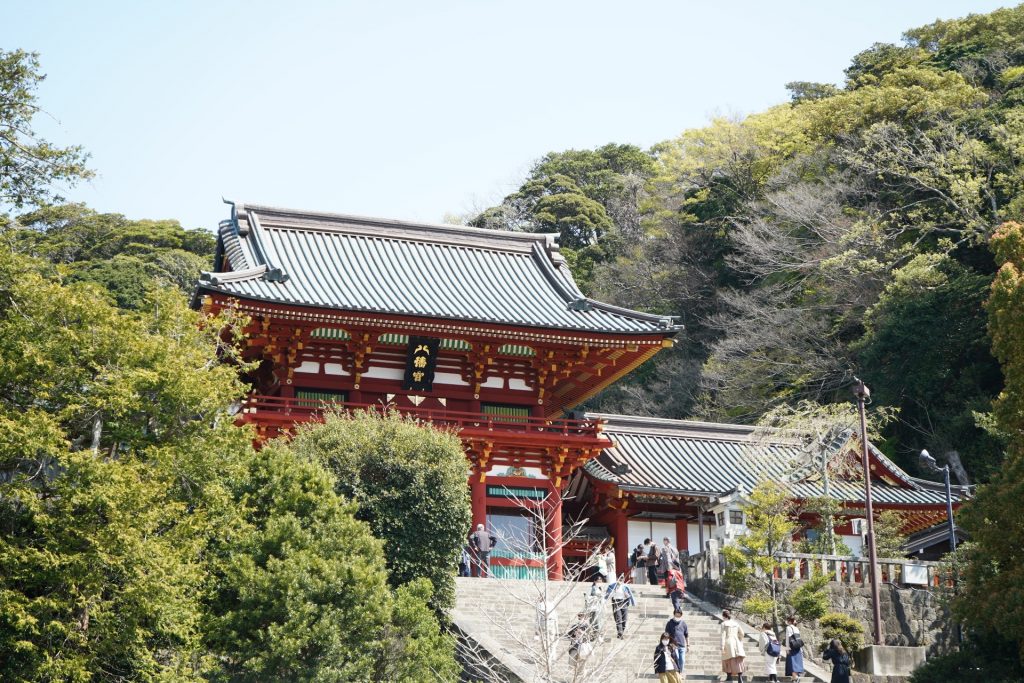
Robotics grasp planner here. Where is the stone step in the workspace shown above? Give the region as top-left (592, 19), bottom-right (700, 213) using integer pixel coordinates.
top-left (452, 577), bottom-right (791, 680)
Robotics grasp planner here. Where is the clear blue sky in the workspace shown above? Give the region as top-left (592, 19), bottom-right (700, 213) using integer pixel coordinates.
top-left (3, 1), bottom-right (1013, 231)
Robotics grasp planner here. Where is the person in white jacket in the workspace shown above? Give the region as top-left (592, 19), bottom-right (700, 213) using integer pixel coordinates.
top-left (534, 598), bottom-right (559, 663)
top-left (720, 610), bottom-right (747, 682)
top-left (758, 622), bottom-right (781, 682)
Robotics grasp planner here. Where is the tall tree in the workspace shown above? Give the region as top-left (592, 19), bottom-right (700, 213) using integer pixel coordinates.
top-left (0, 50), bottom-right (92, 208)
top-left (955, 221), bottom-right (1024, 656)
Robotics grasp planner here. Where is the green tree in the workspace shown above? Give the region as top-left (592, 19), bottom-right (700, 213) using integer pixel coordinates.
top-left (0, 249), bottom-right (251, 681)
top-left (287, 409), bottom-right (472, 611)
top-left (378, 578), bottom-right (461, 682)
top-left (873, 510), bottom-right (909, 558)
top-left (4, 203), bottom-right (216, 306)
top-left (818, 613), bottom-right (865, 655)
top-left (721, 481), bottom-right (827, 626)
top-left (202, 444), bottom-right (393, 682)
top-left (856, 254), bottom-right (1003, 478)
top-left (955, 221), bottom-right (1024, 655)
top-left (0, 50), bottom-right (92, 208)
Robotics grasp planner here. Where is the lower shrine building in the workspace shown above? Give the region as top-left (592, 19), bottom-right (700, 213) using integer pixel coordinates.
top-left (193, 201), bottom-right (965, 579)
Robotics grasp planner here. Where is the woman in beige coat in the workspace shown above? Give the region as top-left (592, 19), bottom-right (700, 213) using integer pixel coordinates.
top-left (721, 610), bottom-right (747, 682)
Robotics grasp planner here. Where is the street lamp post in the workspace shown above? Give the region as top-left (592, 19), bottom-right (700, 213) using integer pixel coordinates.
top-left (919, 449), bottom-right (961, 643)
top-left (918, 450), bottom-right (957, 553)
top-left (854, 379), bottom-right (884, 646)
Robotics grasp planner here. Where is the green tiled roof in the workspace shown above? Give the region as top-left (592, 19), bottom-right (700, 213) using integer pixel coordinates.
top-left (197, 202), bottom-right (679, 336)
top-left (581, 413), bottom-right (970, 508)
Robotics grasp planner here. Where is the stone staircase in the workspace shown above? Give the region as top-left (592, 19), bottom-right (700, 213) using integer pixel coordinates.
top-left (452, 577), bottom-right (828, 682)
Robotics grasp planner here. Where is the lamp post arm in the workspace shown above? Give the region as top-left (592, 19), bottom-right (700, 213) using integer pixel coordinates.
top-left (943, 466), bottom-right (957, 553)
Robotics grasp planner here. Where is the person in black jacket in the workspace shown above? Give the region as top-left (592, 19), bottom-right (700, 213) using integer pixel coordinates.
top-left (822, 639), bottom-right (852, 683)
top-left (654, 632), bottom-right (683, 683)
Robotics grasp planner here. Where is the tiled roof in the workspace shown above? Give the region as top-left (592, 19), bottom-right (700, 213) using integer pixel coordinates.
top-left (196, 201), bottom-right (679, 336)
top-left (583, 414), bottom-right (968, 508)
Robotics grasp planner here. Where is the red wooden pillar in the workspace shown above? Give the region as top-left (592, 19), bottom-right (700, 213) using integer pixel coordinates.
top-left (675, 518), bottom-right (689, 554)
top-left (613, 506), bottom-right (629, 581)
top-left (470, 472), bottom-right (487, 530)
top-left (546, 488), bottom-right (564, 580)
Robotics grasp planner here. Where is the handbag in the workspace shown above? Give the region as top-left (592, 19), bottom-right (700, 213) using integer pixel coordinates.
top-left (788, 633), bottom-right (804, 651)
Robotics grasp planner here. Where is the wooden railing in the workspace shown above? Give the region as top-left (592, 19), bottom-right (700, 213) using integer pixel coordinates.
top-left (239, 394), bottom-right (605, 439)
top-left (684, 545), bottom-right (951, 589)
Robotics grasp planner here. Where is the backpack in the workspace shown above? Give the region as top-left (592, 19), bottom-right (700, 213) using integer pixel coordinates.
top-left (788, 633), bottom-right (804, 652)
top-left (766, 637), bottom-right (781, 657)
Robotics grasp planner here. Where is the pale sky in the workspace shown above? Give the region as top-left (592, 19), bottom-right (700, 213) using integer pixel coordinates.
top-left (3, 1), bottom-right (1013, 231)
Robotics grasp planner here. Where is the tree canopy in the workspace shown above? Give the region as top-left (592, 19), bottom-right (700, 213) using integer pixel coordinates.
top-left (471, 4), bottom-right (1024, 483)
top-left (0, 50), bottom-right (93, 209)
top-left (287, 410), bottom-right (472, 611)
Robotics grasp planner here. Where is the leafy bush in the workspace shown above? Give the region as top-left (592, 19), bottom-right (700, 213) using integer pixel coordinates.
top-left (818, 612), bottom-right (865, 655)
top-left (789, 575), bottom-right (831, 622)
top-left (908, 630), bottom-right (1024, 683)
top-left (288, 409), bottom-right (472, 611)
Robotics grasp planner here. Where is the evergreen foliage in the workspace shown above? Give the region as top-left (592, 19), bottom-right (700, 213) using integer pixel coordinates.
top-left (3, 203), bottom-right (216, 307)
top-left (908, 630), bottom-right (1024, 683)
top-left (720, 481), bottom-right (828, 626)
top-left (287, 409), bottom-right (472, 611)
top-left (203, 444), bottom-right (392, 682)
top-left (953, 220), bottom-right (1024, 657)
top-left (0, 50), bottom-right (93, 208)
top-left (818, 612), bottom-right (865, 655)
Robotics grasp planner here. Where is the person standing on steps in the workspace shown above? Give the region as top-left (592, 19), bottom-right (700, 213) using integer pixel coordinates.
top-left (593, 543), bottom-right (609, 582)
top-left (665, 608), bottom-right (689, 679)
top-left (784, 616), bottom-right (805, 681)
top-left (646, 538), bottom-right (660, 585)
top-left (534, 597), bottom-right (559, 662)
top-left (584, 580), bottom-right (606, 641)
top-left (721, 609), bottom-right (747, 682)
top-left (469, 523), bottom-right (496, 578)
top-left (458, 543), bottom-right (472, 577)
top-left (822, 638), bottom-right (852, 683)
top-left (604, 574), bottom-right (635, 639)
top-left (659, 537), bottom-right (678, 579)
top-left (567, 611), bottom-right (594, 667)
top-left (758, 622), bottom-right (782, 682)
top-left (604, 545), bottom-right (617, 583)
top-left (654, 632), bottom-right (684, 683)
top-left (632, 543), bottom-right (646, 584)
top-left (665, 565), bottom-right (686, 613)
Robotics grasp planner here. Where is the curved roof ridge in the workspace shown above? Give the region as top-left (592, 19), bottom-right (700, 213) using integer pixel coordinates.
top-left (235, 200), bottom-right (559, 248)
top-left (587, 412), bottom-right (800, 442)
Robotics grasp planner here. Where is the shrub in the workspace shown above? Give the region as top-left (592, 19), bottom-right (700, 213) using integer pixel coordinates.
top-left (287, 409), bottom-right (472, 611)
top-left (789, 575), bottom-right (830, 622)
top-left (908, 630), bottom-right (1024, 683)
top-left (818, 612), bottom-right (865, 655)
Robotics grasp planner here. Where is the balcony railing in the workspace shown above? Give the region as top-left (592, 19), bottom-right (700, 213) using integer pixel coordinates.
top-left (239, 394), bottom-right (606, 440)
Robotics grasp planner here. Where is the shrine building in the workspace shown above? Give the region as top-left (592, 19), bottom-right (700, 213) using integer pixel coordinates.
top-left (194, 201), bottom-right (966, 580)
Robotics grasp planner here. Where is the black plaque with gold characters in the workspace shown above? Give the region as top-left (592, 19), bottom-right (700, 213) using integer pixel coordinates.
top-left (402, 336), bottom-right (440, 391)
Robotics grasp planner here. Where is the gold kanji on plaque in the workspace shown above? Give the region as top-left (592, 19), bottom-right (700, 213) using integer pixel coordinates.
top-left (413, 356), bottom-right (427, 368)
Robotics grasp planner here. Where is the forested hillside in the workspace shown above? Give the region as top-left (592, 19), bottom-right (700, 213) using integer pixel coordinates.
top-left (471, 6), bottom-right (1024, 483)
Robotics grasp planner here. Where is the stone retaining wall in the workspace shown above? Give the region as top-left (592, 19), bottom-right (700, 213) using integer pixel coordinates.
top-left (688, 578), bottom-right (955, 661)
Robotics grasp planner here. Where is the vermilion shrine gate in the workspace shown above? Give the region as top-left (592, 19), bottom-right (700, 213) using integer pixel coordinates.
top-left (194, 201), bottom-right (966, 580)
